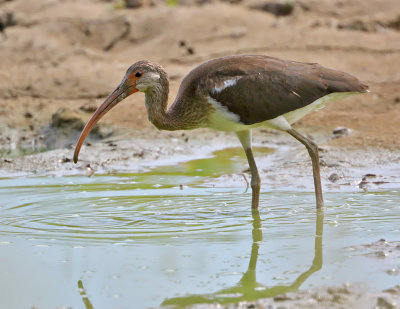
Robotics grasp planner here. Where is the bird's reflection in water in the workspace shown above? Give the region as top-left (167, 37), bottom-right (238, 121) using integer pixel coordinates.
top-left (162, 209), bottom-right (324, 307)
top-left (77, 209), bottom-right (324, 308)
top-left (77, 279), bottom-right (94, 309)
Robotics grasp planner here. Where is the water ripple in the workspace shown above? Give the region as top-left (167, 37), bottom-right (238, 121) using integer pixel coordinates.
top-left (0, 176), bottom-right (399, 245)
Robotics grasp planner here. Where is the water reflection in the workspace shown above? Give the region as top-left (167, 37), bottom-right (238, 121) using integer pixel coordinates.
top-left (75, 209), bottom-right (324, 308)
top-left (78, 280), bottom-right (94, 309)
top-left (162, 209), bottom-right (324, 306)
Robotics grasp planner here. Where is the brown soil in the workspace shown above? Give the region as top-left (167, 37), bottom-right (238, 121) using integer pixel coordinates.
top-left (1, 0), bottom-right (400, 153)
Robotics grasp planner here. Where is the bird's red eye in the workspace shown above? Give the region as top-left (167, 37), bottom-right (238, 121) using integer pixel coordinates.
top-left (135, 72), bottom-right (143, 78)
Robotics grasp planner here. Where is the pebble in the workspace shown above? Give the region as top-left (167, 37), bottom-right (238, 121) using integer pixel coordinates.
top-left (385, 268), bottom-right (400, 275)
top-left (187, 47), bottom-right (195, 55)
top-left (273, 294), bottom-right (292, 301)
top-left (375, 250), bottom-right (388, 258)
top-left (125, 0), bottom-right (143, 9)
top-left (59, 158), bottom-right (68, 163)
top-left (253, 2), bottom-right (295, 16)
top-left (79, 103), bottom-right (98, 113)
top-left (377, 296), bottom-right (397, 309)
top-left (328, 173), bottom-right (340, 183)
top-left (332, 126), bottom-right (352, 138)
top-left (85, 164), bottom-right (95, 177)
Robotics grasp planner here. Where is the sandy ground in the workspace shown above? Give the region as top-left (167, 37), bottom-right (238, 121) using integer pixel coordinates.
top-left (1, 0), bottom-right (400, 308)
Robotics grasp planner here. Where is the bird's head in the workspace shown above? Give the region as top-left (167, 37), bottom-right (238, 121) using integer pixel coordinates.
top-left (73, 60), bottom-right (167, 164)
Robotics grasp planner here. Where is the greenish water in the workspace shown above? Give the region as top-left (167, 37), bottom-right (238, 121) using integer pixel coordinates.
top-left (0, 147), bottom-right (399, 309)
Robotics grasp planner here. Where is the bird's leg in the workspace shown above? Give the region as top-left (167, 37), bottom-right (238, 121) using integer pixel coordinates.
top-left (236, 130), bottom-right (260, 209)
top-left (286, 128), bottom-right (324, 209)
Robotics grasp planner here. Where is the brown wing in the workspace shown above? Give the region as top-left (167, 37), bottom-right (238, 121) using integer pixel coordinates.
top-left (190, 55), bottom-right (368, 125)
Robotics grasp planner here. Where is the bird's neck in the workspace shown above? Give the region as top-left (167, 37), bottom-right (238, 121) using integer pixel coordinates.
top-left (144, 84), bottom-right (181, 131)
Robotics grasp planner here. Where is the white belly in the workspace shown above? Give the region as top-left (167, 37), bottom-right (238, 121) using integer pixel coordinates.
top-left (206, 92), bottom-right (357, 132)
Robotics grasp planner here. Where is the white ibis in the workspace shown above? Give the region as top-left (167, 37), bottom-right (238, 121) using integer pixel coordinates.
top-left (73, 55), bottom-right (368, 209)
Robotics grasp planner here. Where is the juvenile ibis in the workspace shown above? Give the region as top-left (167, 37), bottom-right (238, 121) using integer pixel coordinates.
top-left (73, 55), bottom-right (368, 209)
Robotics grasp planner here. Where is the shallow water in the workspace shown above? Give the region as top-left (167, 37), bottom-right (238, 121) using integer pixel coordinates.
top-left (0, 147), bottom-right (399, 309)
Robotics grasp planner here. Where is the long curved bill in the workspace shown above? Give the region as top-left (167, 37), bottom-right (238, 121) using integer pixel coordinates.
top-left (73, 83), bottom-right (138, 163)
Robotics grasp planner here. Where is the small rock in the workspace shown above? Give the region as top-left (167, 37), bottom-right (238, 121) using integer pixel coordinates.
top-left (59, 157), bottom-right (71, 163)
top-left (85, 164), bottom-right (95, 177)
top-left (386, 15), bottom-right (400, 31)
top-left (107, 142), bottom-right (117, 147)
top-left (42, 107), bottom-right (112, 149)
top-left (220, 0), bottom-right (242, 4)
top-left (384, 286), bottom-right (400, 294)
top-left (358, 177), bottom-right (368, 188)
top-left (375, 250), bottom-right (388, 258)
top-left (338, 20), bottom-right (371, 32)
top-left (332, 126), bottom-right (351, 138)
top-left (124, 0), bottom-right (143, 8)
top-left (253, 2), bottom-right (295, 17)
top-left (327, 287), bottom-right (340, 295)
top-left (0, 11), bottom-right (16, 33)
top-left (377, 296), bottom-right (397, 309)
top-left (328, 173), bottom-right (340, 183)
top-left (133, 151), bottom-right (145, 158)
top-left (187, 47), bottom-right (195, 55)
top-left (50, 108), bottom-right (85, 130)
top-left (274, 293), bottom-right (292, 301)
top-left (53, 78), bottom-right (62, 86)
top-left (79, 103), bottom-right (98, 113)
top-left (385, 268), bottom-right (400, 276)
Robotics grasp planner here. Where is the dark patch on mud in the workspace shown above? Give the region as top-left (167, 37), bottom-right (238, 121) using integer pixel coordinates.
top-left (347, 239), bottom-right (400, 261)
top-left (338, 15), bottom-right (400, 32)
top-left (41, 107), bottom-right (114, 149)
top-left (250, 1), bottom-right (295, 17)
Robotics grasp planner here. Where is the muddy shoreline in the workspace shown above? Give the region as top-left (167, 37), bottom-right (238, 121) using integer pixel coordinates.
top-left (1, 127), bottom-right (400, 194)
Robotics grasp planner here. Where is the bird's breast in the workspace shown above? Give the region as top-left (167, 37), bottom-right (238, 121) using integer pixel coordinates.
top-left (206, 96), bottom-right (253, 132)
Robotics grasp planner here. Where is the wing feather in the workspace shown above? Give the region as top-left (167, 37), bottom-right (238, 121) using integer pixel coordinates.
top-left (175, 55), bottom-right (368, 126)
top-left (202, 57), bottom-right (367, 125)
